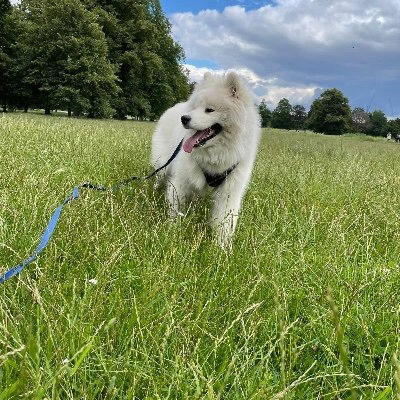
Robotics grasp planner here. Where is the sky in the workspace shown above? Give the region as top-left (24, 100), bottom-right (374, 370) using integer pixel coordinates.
top-left (160, 0), bottom-right (400, 118)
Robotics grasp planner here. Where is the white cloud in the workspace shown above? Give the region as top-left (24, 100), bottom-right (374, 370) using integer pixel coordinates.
top-left (184, 63), bottom-right (319, 109)
top-left (184, 63), bottom-right (276, 87)
top-left (171, 0), bottom-right (400, 115)
top-left (183, 64), bottom-right (225, 83)
top-left (262, 85), bottom-right (319, 109)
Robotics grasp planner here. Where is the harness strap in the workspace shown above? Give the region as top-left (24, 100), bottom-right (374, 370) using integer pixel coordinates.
top-left (202, 163), bottom-right (238, 188)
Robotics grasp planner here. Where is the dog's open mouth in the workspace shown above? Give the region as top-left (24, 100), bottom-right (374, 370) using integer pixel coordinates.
top-left (183, 123), bottom-right (222, 153)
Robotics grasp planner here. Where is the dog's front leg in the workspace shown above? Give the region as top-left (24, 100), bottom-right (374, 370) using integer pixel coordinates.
top-left (166, 179), bottom-right (187, 218)
top-left (211, 184), bottom-right (243, 248)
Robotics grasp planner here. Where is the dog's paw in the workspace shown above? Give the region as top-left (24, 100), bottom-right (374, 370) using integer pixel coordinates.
top-left (215, 230), bottom-right (234, 252)
top-left (168, 208), bottom-right (185, 220)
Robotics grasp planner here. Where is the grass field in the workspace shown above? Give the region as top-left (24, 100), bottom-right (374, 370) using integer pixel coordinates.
top-left (1, 112), bottom-right (400, 399)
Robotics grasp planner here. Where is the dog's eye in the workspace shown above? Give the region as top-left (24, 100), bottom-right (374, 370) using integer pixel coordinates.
top-left (205, 108), bottom-right (215, 113)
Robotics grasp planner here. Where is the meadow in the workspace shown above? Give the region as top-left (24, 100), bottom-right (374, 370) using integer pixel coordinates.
top-left (1, 112), bottom-right (400, 399)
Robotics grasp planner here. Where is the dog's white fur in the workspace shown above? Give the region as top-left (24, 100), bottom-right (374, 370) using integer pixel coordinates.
top-left (151, 71), bottom-right (261, 247)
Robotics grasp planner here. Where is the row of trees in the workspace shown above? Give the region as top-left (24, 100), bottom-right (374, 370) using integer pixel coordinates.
top-left (1, 0), bottom-right (397, 134)
top-left (0, 0), bottom-right (191, 119)
top-left (259, 89), bottom-right (400, 137)
top-left (259, 98), bottom-right (308, 131)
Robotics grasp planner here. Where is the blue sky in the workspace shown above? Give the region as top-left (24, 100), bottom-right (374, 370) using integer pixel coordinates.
top-left (160, 0), bottom-right (274, 14)
top-left (160, 0), bottom-right (400, 118)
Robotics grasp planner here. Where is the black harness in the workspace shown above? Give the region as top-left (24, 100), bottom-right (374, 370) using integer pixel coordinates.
top-left (202, 163), bottom-right (238, 188)
top-left (149, 137), bottom-right (238, 188)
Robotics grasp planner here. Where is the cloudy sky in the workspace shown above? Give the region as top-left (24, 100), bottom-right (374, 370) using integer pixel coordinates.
top-left (160, 0), bottom-right (400, 118)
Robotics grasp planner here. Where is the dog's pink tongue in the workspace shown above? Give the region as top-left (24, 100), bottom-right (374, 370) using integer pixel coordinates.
top-left (183, 130), bottom-right (207, 153)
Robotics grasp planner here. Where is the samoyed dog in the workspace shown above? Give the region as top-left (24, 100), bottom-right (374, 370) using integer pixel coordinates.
top-left (151, 71), bottom-right (261, 247)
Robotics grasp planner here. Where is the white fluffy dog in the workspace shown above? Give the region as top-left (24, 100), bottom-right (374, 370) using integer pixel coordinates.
top-left (151, 71), bottom-right (261, 247)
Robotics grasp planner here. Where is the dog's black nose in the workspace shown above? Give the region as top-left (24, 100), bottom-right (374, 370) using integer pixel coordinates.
top-left (181, 115), bottom-right (191, 126)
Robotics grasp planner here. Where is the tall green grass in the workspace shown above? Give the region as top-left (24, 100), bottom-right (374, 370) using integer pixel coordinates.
top-left (1, 113), bottom-right (400, 399)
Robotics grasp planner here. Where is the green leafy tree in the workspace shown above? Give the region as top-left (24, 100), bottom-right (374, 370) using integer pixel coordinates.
top-left (0, 0), bottom-right (10, 26)
top-left (258, 99), bottom-right (272, 128)
top-left (367, 110), bottom-right (388, 137)
top-left (271, 98), bottom-right (293, 129)
top-left (351, 107), bottom-right (371, 134)
top-left (307, 89), bottom-right (352, 135)
top-left (292, 104), bottom-right (307, 130)
top-left (144, 1), bottom-right (190, 119)
top-left (86, 0), bottom-right (190, 119)
top-left (19, 0), bottom-right (119, 117)
top-left (387, 118), bottom-right (400, 137)
top-left (0, 4), bottom-right (34, 112)
top-left (0, 0), bottom-right (12, 111)
top-left (4, 5), bottom-right (38, 112)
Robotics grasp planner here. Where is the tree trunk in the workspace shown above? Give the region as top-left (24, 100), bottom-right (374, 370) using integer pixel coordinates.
top-left (68, 108), bottom-right (71, 117)
top-left (24, 105), bottom-right (28, 113)
top-left (45, 107), bottom-right (51, 115)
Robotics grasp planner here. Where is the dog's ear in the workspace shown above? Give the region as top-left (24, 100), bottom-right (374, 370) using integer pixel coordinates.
top-left (225, 71), bottom-right (241, 98)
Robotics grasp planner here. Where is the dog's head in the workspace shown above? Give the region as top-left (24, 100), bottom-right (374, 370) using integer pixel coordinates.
top-left (181, 71), bottom-right (248, 153)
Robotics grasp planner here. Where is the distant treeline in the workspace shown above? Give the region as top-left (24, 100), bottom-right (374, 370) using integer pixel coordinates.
top-left (0, 0), bottom-right (191, 119)
top-left (260, 89), bottom-right (400, 137)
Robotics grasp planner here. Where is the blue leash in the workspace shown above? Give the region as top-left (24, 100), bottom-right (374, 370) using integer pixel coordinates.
top-left (0, 139), bottom-right (182, 284)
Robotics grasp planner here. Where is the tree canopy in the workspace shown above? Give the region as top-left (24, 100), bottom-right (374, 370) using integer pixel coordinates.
top-left (0, 0), bottom-right (13, 111)
top-left (256, 90), bottom-right (395, 137)
top-left (271, 98), bottom-right (292, 129)
top-left (258, 99), bottom-right (271, 128)
top-left (263, 98), bottom-right (307, 131)
top-left (18, 0), bottom-right (120, 117)
top-left (291, 104), bottom-right (307, 130)
top-left (307, 88), bottom-right (352, 135)
top-left (2, 0), bottom-right (190, 118)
